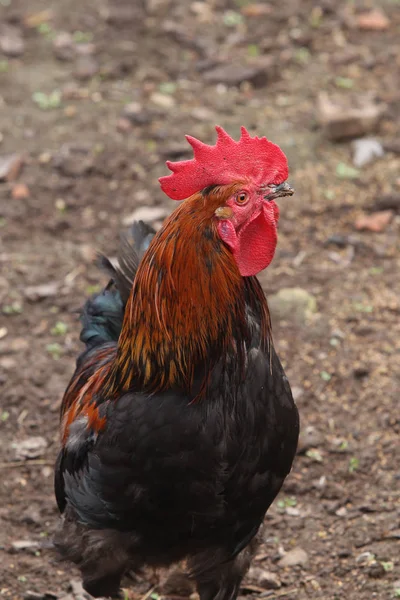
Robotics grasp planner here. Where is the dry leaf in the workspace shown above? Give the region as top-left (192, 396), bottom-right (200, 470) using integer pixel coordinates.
top-left (241, 3), bottom-right (272, 17)
top-left (24, 10), bottom-right (54, 28)
top-left (355, 210), bottom-right (393, 232)
top-left (11, 183), bottom-right (30, 200)
top-left (357, 9), bottom-right (389, 31)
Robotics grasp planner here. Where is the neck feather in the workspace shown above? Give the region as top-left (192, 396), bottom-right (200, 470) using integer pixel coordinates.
top-left (106, 194), bottom-right (270, 395)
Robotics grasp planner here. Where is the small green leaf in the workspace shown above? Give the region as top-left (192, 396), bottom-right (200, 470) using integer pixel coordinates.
top-left (294, 47), bottom-right (310, 64)
top-left (336, 162), bottom-right (360, 179)
top-left (348, 457), bottom-right (359, 473)
top-left (159, 82), bottom-right (177, 95)
top-left (306, 448), bottom-right (323, 462)
top-left (18, 575), bottom-right (27, 583)
top-left (37, 22), bottom-right (53, 37)
top-left (73, 31), bottom-right (93, 43)
top-left (51, 321), bottom-right (68, 336)
top-left (247, 44), bottom-right (260, 58)
top-left (3, 301), bottom-right (23, 315)
top-left (46, 343), bottom-right (62, 359)
top-left (335, 76), bottom-right (354, 89)
top-left (223, 10), bottom-right (244, 27)
top-left (86, 284), bottom-right (101, 295)
top-left (369, 266), bottom-right (383, 275)
top-left (394, 588), bottom-right (400, 598)
top-left (33, 90), bottom-right (62, 110)
top-left (94, 143), bottom-right (105, 154)
top-left (145, 140), bottom-right (157, 152)
top-left (310, 6), bottom-right (323, 28)
top-left (380, 561), bottom-right (393, 572)
top-left (1, 411), bottom-right (10, 422)
top-left (353, 302), bottom-right (373, 313)
top-left (0, 217), bottom-right (6, 227)
top-left (277, 496), bottom-right (297, 510)
top-left (285, 496), bottom-right (297, 507)
top-left (150, 594), bottom-right (160, 600)
top-left (320, 371), bottom-right (332, 382)
top-left (0, 59), bottom-right (9, 72)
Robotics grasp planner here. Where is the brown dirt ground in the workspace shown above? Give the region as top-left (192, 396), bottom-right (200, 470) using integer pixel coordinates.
top-left (0, 0), bottom-right (399, 599)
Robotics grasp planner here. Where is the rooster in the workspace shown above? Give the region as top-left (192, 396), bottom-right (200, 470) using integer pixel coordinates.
top-left (54, 126), bottom-right (299, 600)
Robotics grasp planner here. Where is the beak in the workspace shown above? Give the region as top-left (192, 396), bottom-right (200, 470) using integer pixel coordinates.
top-left (263, 181), bottom-right (294, 201)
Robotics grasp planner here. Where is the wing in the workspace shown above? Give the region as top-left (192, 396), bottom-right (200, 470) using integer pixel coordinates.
top-left (56, 388), bottom-right (228, 538)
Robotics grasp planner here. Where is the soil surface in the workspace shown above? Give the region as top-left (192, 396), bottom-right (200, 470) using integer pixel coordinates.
top-left (0, 1), bottom-right (399, 599)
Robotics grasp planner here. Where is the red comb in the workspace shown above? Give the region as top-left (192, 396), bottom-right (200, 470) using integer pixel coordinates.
top-left (159, 126), bottom-right (289, 201)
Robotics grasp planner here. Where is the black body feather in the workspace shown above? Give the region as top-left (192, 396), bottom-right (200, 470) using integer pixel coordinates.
top-left (54, 221), bottom-right (299, 600)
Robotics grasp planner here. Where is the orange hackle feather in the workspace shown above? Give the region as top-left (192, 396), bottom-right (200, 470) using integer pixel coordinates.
top-left (106, 184), bottom-right (271, 396)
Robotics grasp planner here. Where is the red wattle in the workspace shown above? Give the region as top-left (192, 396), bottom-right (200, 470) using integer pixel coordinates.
top-left (217, 203), bottom-right (279, 277)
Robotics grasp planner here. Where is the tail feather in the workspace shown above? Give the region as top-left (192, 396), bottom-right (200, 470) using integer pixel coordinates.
top-left (80, 220), bottom-right (156, 351)
top-left (80, 286), bottom-right (124, 349)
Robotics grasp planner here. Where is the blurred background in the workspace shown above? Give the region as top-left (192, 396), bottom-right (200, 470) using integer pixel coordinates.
top-left (0, 0), bottom-right (399, 599)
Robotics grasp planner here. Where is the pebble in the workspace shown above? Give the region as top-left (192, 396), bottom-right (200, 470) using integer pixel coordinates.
top-left (123, 102), bottom-right (149, 124)
top-left (356, 551), bottom-right (375, 565)
top-left (247, 567), bottom-right (281, 589)
top-left (21, 507), bottom-right (41, 525)
top-left (268, 287), bottom-right (317, 325)
top-left (53, 32), bottom-right (75, 61)
top-left (14, 436), bottom-right (48, 460)
top-left (122, 205), bottom-right (168, 226)
top-left (11, 540), bottom-right (40, 552)
top-left (297, 426), bottom-right (324, 454)
top-left (0, 153), bottom-right (23, 181)
top-left (150, 92), bottom-right (176, 109)
top-left (317, 92), bottom-right (386, 141)
top-left (352, 138), bottom-right (384, 168)
top-left (191, 107), bottom-right (215, 121)
top-left (278, 547), bottom-right (309, 567)
top-left (0, 357), bottom-right (16, 370)
top-left (203, 58), bottom-right (275, 88)
top-left (0, 26), bottom-right (25, 57)
top-left (0, 337), bottom-right (29, 354)
top-left (24, 282), bottom-right (59, 301)
top-left (53, 145), bottom-right (94, 177)
top-left (190, 1), bottom-right (214, 23)
top-left (291, 386), bottom-right (304, 402)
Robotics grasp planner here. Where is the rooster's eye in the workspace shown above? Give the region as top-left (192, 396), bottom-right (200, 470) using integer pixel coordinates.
top-left (235, 192), bottom-right (248, 205)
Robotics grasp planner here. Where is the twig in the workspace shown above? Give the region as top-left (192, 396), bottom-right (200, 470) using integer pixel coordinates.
top-left (139, 586), bottom-right (156, 600)
top-left (261, 589), bottom-right (299, 598)
top-left (0, 459), bottom-right (54, 468)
